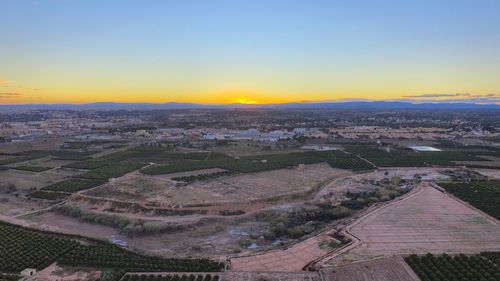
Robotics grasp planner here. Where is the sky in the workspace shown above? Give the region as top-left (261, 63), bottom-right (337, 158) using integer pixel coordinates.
top-left (1, 0), bottom-right (500, 104)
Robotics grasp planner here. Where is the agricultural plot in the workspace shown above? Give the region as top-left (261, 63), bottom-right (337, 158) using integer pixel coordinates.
top-left (41, 178), bottom-right (105, 193)
top-left (0, 150), bottom-right (94, 166)
top-left (322, 256), bottom-right (420, 281)
top-left (405, 253), bottom-right (500, 281)
top-left (60, 244), bottom-right (223, 272)
top-left (10, 165), bottom-right (52, 172)
top-left (84, 163), bottom-right (348, 208)
top-left (344, 145), bottom-right (494, 167)
top-left (123, 273), bottom-right (220, 281)
top-left (28, 191), bottom-right (69, 201)
top-left (439, 180), bottom-right (500, 219)
top-left (0, 221), bottom-right (224, 274)
top-left (78, 161), bottom-right (146, 180)
top-left (0, 222), bottom-right (79, 272)
top-left (141, 150), bottom-right (372, 175)
top-left (0, 169), bottom-right (74, 191)
top-left (329, 186), bottom-right (500, 266)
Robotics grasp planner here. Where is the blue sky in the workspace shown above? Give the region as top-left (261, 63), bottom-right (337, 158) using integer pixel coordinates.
top-left (1, 0), bottom-right (499, 104)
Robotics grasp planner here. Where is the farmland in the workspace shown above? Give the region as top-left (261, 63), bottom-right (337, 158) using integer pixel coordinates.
top-left (344, 145), bottom-right (496, 167)
top-left (10, 165), bottom-right (52, 172)
top-left (0, 221), bottom-right (223, 274)
top-left (405, 253), bottom-right (500, 281)
top-left (82, 163), bottom-right (349, 208)
top-left (122, 273), bottom-right (220, 281)
top-left (141, 150), bottom-right (373, 175)
top-left (326, 185), bottom-right (500, 266)
top-left (439, 180), bottom-right (500, 219)
top-left (41, 178), bottom-right (105, 193)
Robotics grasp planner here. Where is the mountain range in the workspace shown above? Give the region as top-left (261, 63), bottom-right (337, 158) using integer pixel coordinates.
top-left (0, 101), bottom-right (499, 112)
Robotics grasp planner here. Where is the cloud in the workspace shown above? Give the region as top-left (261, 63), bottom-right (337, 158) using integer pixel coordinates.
top-left (405, 93), bottom-right (500, 99)
top-left (401, 93), bottom-right (500, 104)
top-left (403, 93), bottom-right (471, 98)
top-left (0, 92), bottom-right (22, 98)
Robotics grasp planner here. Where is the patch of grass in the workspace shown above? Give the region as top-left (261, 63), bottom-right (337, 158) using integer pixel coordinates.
top-left (28, 191), bottom-right (69, 200)
top-left (42, 178), bottom-right (105, 193)
top-left (11, 165), bottom-right (52, 172)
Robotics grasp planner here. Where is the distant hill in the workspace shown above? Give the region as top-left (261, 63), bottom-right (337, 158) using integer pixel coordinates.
top-left (0, 101), bottom-right (499, 112)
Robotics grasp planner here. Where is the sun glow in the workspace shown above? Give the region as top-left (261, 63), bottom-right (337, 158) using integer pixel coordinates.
top-left (233, 98), bottom-right (258, 104)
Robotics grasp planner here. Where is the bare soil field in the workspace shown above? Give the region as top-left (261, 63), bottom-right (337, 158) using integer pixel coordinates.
top-left (230, 233), bottom-right (335, 272)
top-left (0, 168), bottom-right (82, 216)
top-left (327, 185), bottom-right (500, 266)
top-left (26, 263), bottom-right (101, 281)
top-left (321, 256), bottom-right (420, 281)
top-left (0, 168), bottom-right (77, 191)
top-left (84, 163), bottom-right (349, 208)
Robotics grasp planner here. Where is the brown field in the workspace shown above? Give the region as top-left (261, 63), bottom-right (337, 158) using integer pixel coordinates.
top-left (326, 185), bottom-right (500, 266)
top-left (7, 157), bottom-right (77, 168)
top-left (321, 256), bottom-right (420, 281)
top-left (0, 168), bottom-right (82, 191)
top-left (0, 168), bottom-right (82, 216)
top-left (84, 163), bottom-right (348, 208)
top-left (27, 263), bottom-right (101, 281)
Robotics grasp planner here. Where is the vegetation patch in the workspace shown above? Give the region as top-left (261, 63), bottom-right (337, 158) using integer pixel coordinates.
top-left (405, 253), bottom-right (500, 281)
top-left (439, 180), bottom-right (500, 220)
top-left (11, 165), bottom-right (52, 172)
top-left (141, 150), bottom-right (372, 175)
top-left (0, 221), bottom-right (223, 274)
top-left (345, 145), bottom-right (493, 167)
top-left (123, 274), bottom-right (220, 281)
top-left (53, 205), bottom-right (191, 236)
top-left (78, 161), bottom-right (145, 180)
top-left (41, 178), bottom-right (105, 193)
top-left (28, 191), bottom-right (69, 201)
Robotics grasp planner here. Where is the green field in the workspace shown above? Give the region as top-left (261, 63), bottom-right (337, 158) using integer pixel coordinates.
top-left (11, 165), bottom-right (52, 172)
top-left (0, 150), bottom-right (94, 166)
top-left (78, 161), bottom-right (146, 180)
top-left (439, 180), bottom-right (500, 220)
top-left (41, 178), bottom-right (105, 193)
top-left (0, 221), bottom-right (223, 274)
top-left (345, 145), bottom-right (494, 167)
top-left (405, 253), bottom-right (500, 281)
top-left (28, 191), bottom-right (69, 200)
top-left (123, 274), bottom-right (220, 281)
top-left (141, 150), bottom-right (374, 175)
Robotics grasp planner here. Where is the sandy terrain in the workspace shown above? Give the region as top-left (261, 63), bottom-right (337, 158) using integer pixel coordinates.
top-left (321, 256), bottom-right (420, 281)
top-left (327, 185), bottom-right (500, 266)
top-left (230, 233), bottom-right (334, 272)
